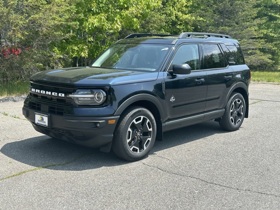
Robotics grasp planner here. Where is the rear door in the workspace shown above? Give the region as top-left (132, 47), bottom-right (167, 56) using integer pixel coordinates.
top-left (200, 43), bottom-right (230, 111)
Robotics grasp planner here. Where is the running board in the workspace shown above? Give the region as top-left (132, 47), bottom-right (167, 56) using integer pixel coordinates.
top-left (162, 109), bottom-right (225, 132)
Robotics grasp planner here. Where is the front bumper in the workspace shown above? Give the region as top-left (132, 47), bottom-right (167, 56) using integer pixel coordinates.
top-left (22, 107), bottom-right (119, 148)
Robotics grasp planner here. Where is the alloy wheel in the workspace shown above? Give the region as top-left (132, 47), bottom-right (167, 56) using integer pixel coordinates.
top-left (229, 98), bottom-right (244, 126)
top-left (126, 116), bottom-right (152, 153)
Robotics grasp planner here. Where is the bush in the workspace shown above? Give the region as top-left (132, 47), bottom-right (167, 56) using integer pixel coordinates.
top-left (0, 49), bottom-right (72, 83)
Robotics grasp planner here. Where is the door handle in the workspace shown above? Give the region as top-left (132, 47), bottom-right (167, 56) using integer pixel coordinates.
top-left (195, 78), bottom-right (205, 85)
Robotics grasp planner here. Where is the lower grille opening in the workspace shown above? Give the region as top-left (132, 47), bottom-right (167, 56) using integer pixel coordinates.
top-left (29, 102), bottom-right (41, 111)
top-left (49, 106), bottom-right (64, 115)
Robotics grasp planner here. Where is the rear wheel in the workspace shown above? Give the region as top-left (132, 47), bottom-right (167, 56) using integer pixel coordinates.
top-left (112, 107), bottom-right (157, 161)
top-left (220, 92), bottom-right (246, 131)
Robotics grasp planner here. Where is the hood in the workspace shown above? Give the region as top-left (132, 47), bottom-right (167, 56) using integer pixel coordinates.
top-left (31, 67), bottom-right (159, 86)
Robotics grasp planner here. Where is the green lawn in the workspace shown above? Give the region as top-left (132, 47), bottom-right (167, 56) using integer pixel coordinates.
top-left (251, 71), bottom-right (280, 84)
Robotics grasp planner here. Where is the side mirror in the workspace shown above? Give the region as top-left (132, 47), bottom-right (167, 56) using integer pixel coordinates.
top-left (172, 64), bottom-right (192, 75)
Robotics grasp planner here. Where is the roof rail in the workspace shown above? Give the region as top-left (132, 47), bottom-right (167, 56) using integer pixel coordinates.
top-left (179, 32), bottom-right (232, 39)
top-left (125, 33), bottom-right (173, 39)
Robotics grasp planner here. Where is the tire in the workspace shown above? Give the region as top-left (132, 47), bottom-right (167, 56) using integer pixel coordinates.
top-left (219, 92), bottom-right (246, 131)
top-left (112, 107), bottom-right (157, 161)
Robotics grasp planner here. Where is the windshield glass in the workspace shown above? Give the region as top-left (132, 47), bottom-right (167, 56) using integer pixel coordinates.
top-left (92, 43), bottom-right (170, 71)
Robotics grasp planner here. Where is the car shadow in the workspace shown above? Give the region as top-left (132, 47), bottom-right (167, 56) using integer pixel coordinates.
top-left (1, 121), bottom-right (224, 171)
top-left (153, 121), bottom-right (224, 152)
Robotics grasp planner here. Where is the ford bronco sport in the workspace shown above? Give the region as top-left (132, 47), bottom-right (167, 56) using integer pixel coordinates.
top-left (22, 32), bottom-right (250, 161)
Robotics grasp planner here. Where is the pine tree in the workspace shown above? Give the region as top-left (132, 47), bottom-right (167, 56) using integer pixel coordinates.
top-left (190, 0), bottom-right (275, 70)
top-left (257, 0), bottom-right (280, 70)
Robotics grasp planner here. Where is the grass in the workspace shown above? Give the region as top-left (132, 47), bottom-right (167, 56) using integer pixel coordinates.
top-left (0, 81), bottom-right (29, 97)
top-left (0, 111), bottom-right (24, 120)
top-left (0, 71), bottom-right (279, 97)
top-left (251, 71), bottom-right (280, 84)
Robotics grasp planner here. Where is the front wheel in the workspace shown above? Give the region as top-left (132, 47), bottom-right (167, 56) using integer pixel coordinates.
top-left (220, 92), bottom-right (246, 131)
top-left (112, 107), bottom-right (157, 161)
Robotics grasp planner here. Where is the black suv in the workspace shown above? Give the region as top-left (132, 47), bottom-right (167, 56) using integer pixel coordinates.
top-left (23, 32), bottom-right (250, 161)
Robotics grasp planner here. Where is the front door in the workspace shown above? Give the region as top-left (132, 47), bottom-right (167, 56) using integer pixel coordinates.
top-left (164, 44), bottom-right (207, 120)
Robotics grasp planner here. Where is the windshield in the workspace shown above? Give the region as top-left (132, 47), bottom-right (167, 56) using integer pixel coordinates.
top-left (92, 43), bottom-right (170, 71)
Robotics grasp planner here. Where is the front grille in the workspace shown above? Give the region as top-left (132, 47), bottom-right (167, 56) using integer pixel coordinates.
top-left (27, 83), bottom-right (75, 116)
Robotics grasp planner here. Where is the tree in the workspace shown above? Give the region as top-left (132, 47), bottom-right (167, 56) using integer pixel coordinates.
top-left (59, 0), bottom-right (197, 66)
top-left (61, 0), bottom-right (164, 66)
top-left (190, 0), bottom-right (275, 70)
top-left (2, 0), bottom-right (279, 84)
top-left (257, 0), bottom-right (280, 70)
top-left (0, 0), bottom-right (75, 82)
top-left (139, 0), bottom-right (195, 34)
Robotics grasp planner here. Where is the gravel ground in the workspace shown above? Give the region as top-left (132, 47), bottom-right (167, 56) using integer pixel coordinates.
top-left (0, 95), bottom-right (27, 103)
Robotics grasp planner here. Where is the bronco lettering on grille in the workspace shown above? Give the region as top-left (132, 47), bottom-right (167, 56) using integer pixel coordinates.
top-left (31, 88), bottom-right (65, 97)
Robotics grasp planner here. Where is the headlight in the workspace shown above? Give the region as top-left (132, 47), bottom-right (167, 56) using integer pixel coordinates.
top-left (68, 89), bottom-right (106, 105)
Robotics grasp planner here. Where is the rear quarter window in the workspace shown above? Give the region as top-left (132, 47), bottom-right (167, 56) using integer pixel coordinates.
top-left (221, 44), bottom-right (245, 65)
top-left (201, 44), bottom-right (227, 69)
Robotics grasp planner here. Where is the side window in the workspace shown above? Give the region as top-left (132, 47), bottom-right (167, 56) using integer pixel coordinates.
top-left (171, 44), bottom-right (200, 70)
top-left (201, 44), bottom-right (227, 69)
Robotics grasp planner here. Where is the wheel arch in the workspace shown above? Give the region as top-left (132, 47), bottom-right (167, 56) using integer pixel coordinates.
top-left (115, 94), bottom-right (164, 140)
